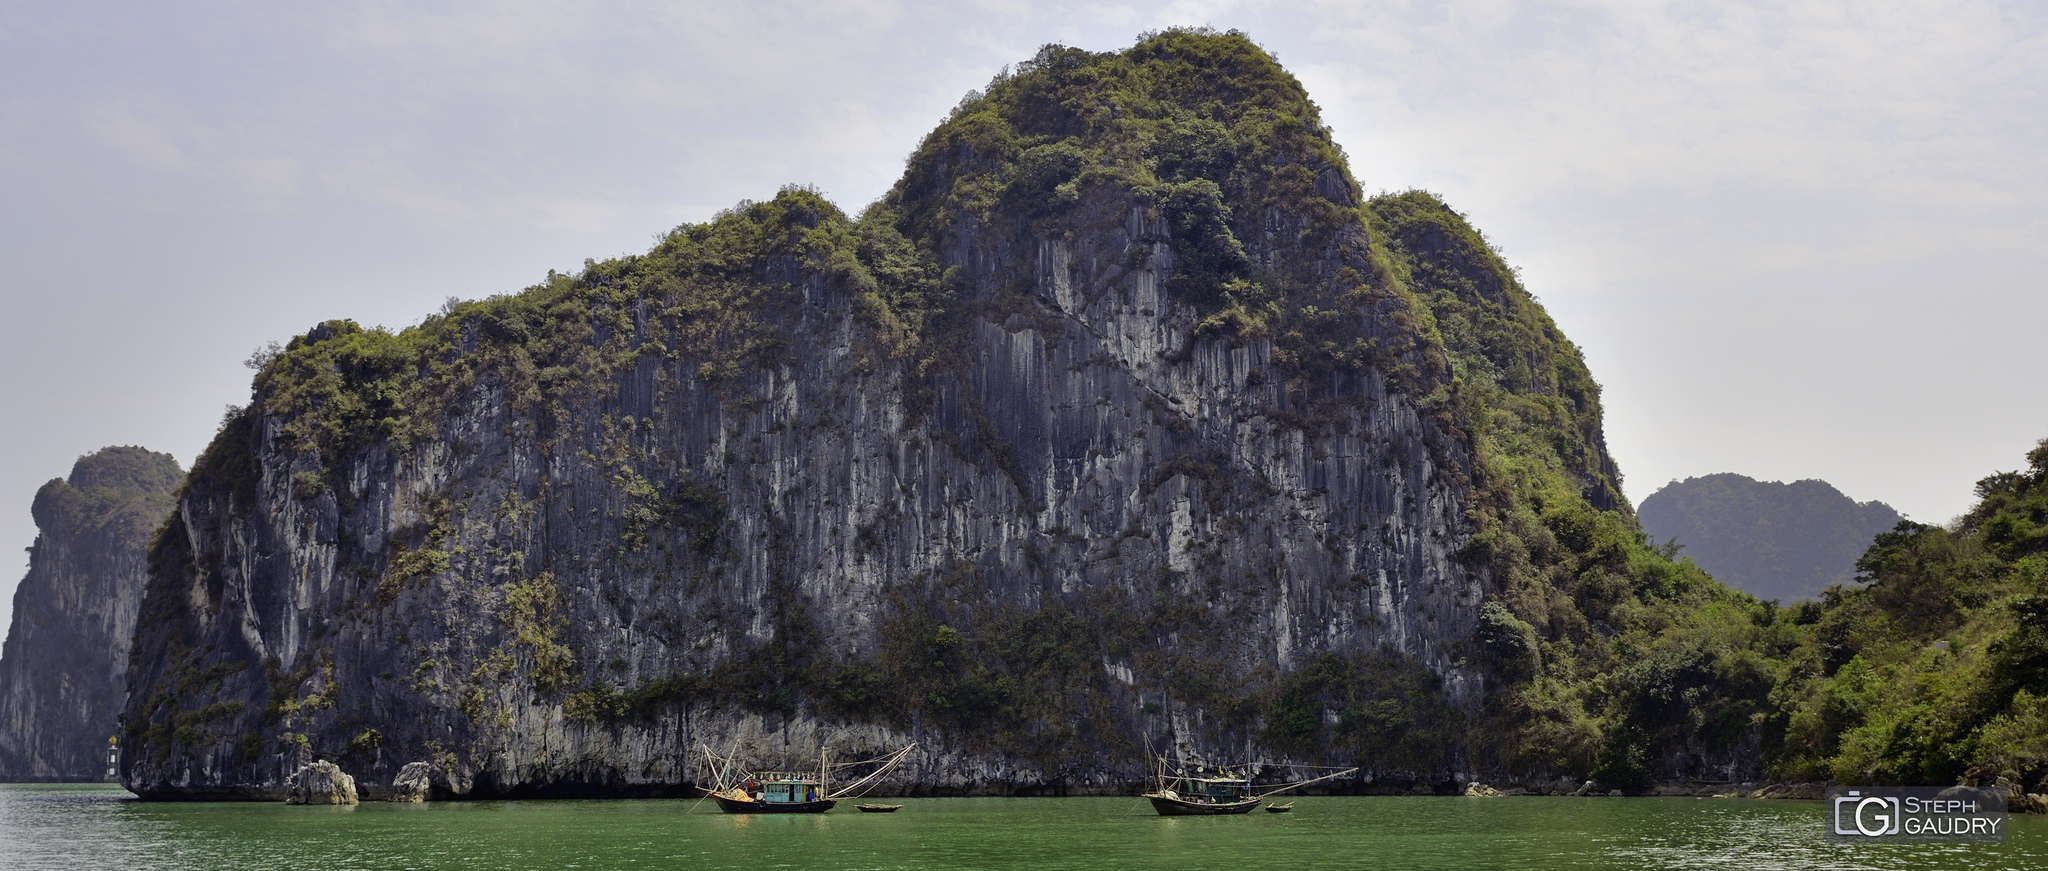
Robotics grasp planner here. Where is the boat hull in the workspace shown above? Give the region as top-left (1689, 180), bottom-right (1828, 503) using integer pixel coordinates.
top-left (711, 795), bottom-right (837, 814)
top-left (1145, 795), bottom-right (1262, 816)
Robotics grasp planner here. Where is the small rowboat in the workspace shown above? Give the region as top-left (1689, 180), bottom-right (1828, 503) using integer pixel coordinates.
top-left (856, 803), bottom-right (903, 813)
top-left (1265, 801), bottom-right (1295, 813)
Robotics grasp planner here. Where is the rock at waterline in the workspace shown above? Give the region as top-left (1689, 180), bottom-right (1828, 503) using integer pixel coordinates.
top-left (285, 761), bottom-right (359, 805)
top-left (1463, 782), bottom-right (1503, 797)
top-left (389, 762), bottom-right (432, 802)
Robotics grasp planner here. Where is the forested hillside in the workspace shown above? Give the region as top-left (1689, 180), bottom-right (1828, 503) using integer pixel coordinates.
top-left (1766, 440), bottom-right (2048, 793)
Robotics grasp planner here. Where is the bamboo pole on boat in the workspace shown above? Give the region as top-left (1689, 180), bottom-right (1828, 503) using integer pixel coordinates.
top-left (687, 743), bottom-right (717, 814)
top-left (1251, 767), bottom-right (1359, 800)
top-left (688, 737), bottom-right (743, 813)
top-left (823, 743), bottom-right (916, 800)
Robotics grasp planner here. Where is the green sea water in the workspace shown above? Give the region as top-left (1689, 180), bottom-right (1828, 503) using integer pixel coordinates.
top-left (3, 784), bottom-right (2045, 870)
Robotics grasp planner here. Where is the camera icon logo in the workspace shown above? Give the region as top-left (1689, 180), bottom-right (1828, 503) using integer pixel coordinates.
top-left (1833, 790), bottom-right (1902, 837)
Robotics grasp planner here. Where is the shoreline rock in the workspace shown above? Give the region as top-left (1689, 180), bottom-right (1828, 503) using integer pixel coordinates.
top-left (284, 761), bottom-right (358, 805)
top-left (388, 762), bottom-right (432, 802)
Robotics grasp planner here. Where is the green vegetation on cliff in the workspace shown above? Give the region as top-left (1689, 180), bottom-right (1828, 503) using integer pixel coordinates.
top-left (30, 447), bottom-right (183, 535)
top-left (248, 188), bottom-right (929, 472)
top-left (887, 32), bottom-right (1462, 416)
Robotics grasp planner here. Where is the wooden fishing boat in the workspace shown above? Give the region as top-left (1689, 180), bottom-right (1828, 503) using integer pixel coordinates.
top-left (1141, 758), bottom-right (1356, 817)
top-left (706, 772), bottom-right (836, 814)
top-left (855, 803), bottom-right (903, 813)
top-left (1146, 770), bottom-right (1264, 815)
top-left (1264, 801), bottom-right (1294, 813)
top-left (697, 742), bottom-right (915, 815)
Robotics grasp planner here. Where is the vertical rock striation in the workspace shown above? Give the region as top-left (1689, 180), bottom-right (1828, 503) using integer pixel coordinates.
top-left (0, 447), bottom-right (182, 780)
top-left (122, 32), bottom-right (1638, 799)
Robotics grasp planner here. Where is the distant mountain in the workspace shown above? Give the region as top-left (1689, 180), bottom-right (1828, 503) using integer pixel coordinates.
top-left (0, 446), bottom-right (181, 781)
top-left (1638, 473), bottom-right (1901, 601)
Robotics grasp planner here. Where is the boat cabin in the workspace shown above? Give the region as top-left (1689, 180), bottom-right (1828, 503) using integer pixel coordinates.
top-left (1183, 775), bottom-right (1252, 803)
top-left (749, 772), bottom-right (823, 804)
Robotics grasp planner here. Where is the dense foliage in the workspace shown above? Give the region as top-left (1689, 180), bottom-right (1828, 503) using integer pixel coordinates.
top-left (1639, 474), bottom-right (1903, 601)
top-left (1768, 440), bottom-right (2048, 790)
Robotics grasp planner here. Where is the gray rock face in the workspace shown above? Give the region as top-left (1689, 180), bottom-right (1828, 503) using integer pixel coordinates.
top-left (0, 447), bottom-right (181, 781)
top-left (284, 760), bottom-right (358, 805)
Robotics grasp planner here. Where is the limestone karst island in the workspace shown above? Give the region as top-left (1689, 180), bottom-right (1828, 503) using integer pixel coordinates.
top-left (3, 32), bottom-right (2046, 828)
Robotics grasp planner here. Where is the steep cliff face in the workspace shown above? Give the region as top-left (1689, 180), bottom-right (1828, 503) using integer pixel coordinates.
top-left (0, 447), bottom-right (182, 780)
top-left (123, 31), bottom-right (1649, 800)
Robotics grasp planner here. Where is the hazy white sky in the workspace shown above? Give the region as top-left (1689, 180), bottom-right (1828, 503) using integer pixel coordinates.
top-left (3, 0), bottom-right (2044, 630)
